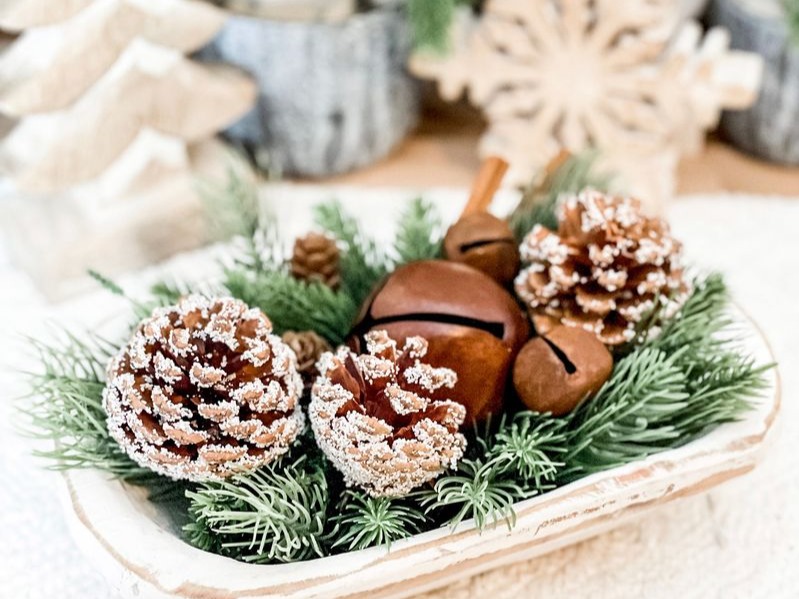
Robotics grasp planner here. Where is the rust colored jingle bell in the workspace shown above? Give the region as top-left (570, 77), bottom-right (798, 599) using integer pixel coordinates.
top-left (513, 325), bottom-right (613, 416)
top-left (349, 260), bottom-right (530, 423)
top-left (444, 212), bottom-right (521, 286)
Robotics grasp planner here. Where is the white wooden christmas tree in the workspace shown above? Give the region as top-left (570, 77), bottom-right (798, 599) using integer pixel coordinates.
top-left (411, 0), bottom-right (763, 207)
top-left (0, 0), bottom-right (256, 297)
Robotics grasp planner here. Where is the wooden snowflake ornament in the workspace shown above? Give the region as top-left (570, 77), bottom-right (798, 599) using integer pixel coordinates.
top-left (410, 0), bottom-right (763, 204)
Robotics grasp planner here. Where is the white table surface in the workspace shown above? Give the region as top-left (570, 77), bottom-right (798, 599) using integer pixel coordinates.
top-left (1, 193), bottom-right (797, 599)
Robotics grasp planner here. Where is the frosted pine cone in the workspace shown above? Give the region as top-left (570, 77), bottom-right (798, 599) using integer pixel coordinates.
top-left (515, 190), bottom-right (689, 346)
top-left (290, 233), bottom-right (341, 289)
top-left (103, 296), bottom-right (304, 481)
top-left (309, 331), bottom-right (467, 497)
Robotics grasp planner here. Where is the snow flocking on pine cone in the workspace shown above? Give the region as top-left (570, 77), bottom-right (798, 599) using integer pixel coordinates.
top-left (103, 295), bottom-right (304, 482)
top-left (309, 330), bottom-right (467, 498)
top-left (515, 190), bottom-right (690, 346)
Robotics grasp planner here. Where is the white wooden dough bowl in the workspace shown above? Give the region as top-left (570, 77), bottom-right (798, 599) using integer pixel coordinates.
top-left (57, 304), bottom-right (780, 599)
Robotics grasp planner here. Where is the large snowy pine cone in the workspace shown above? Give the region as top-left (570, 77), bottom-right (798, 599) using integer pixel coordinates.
top-left (310, 330), bottom-right (467, 497)
top-left (515, 190), bottom-right (689, 346)
top-left (103, 296), bottom-right (304, 481)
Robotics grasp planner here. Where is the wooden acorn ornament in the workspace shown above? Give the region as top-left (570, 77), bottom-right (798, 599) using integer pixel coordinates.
top-left (349, 260), bottom-right (530, 423)
top-left (444, 157), bottom-right (520, 286)
top-left (512, 325), bottom-right (613, 416)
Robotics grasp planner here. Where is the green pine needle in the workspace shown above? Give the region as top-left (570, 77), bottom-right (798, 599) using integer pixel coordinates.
top-left (19, 331), bottom-right (167, 489)
top-left (184, 456), bottom-right (329, 563)
top-left (562, 347), bottom-right (690, 480)
top-left (483, 413), bottom-right (568, 489)
top-left (509, 151), bottom-right (615, 241)
top-left (407, 0), bottom-right (457, 53)
top-left (199, 162), bottom-right (261, 242)
top-left (331, 491), bottom-right (425, 551)
top-left (418, 460), bottom-right (530, 530)
top-left (786, 0), bottom-right (799, 45)
top-left (314, 201), bottom-right (390, 307)
top-left (394, 197), bottom-right (444, 264)
top-left (224, 268), bottom-right (357, 344)
top-left (560, 275), bottom-right (769, 481)
top-left (87, 269), bottom-right (125, 297)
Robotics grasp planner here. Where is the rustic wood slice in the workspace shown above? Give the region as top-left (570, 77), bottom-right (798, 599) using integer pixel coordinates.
top-left (201, 6), bottom-right (419, 177)
top-left (56, 290), bottom-right (779, 598)
top-left (708, 0), bottom-right (799, 164)
top-left (215, 0), bottom-right (356, 22)
top-left (0, 0), bottom-right (226, 116)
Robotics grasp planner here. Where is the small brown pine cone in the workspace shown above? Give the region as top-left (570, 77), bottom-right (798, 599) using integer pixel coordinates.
top-left (310, 330), bottom-right (467, 497)
top-left (290, 233), bottom-right (341, 289)
top-left (281, 330), bottom-right (331, 378)
top-left (103, 296), bottom-right (304, 481)
top-left (515, 190), bottom-right (689, 346)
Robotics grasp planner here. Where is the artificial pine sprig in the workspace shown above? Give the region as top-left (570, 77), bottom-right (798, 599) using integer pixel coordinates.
top-left (331, 491), bottom-right (425, 551)
top-left (314, 201), bottom-right (390, 307)
top-left (560, 275), bottom-right (768, 481)
top-left (20, 331), bottom-right (172, 492)
top-left (418, 460), bottom-right (530, 530)
top-left (184, 456), bottom-right (329, 564)
top-left (393, 197), bottom-right (444, 264)
top-left (508, 151), bottom-right (614, 242)
top-left (483, 413), bottom-right (568, 488)
top-left (786, 0), bottom-right (799, 45)
top-left (562, 347), bottom-right (690, 480)
top-left (406, 0), bottom-right (481, 53)
top-left (199, 162), bottom-right (261, 243)
top-left (224, 269), bottom-right (357, 344)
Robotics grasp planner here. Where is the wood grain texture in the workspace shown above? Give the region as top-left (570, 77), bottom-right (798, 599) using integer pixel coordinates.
top-left (0, 40), bottom-right (255, 193)
top-left (0, 0), bottom-right (91, 31)
top-left (709, 0), bottom-right (799, 164)
top-left (213, 0), bottom-right (356, 22)
top-left (410, 1), bottom-right (763, 207)
top-left (201, 7), bottom-right (419, 177)
top-left (0, 0), bottom-right (226, 116)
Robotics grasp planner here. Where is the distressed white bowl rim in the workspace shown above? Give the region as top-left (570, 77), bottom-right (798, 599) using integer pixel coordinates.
top-left (59, 305), bottom-right (780, 599)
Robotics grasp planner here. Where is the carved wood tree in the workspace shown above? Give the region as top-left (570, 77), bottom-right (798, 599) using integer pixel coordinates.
top-left (0, 0), bottom-right (256, 296)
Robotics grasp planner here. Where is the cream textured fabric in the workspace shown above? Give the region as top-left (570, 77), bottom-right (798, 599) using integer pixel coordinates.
top-left (1, 193), bottom-right (796, 598)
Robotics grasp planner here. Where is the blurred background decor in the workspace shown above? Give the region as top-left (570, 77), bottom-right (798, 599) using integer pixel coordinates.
top-left (681, 0), bottom-right (711, 20)
top-left (203, 0), bottom-right (419, 177)
top-left (0, 0), bottom-right (256, 298)
top-left (410, 0), bottom-right (763, 208)
top-left (709, 0), bottom-right (799, 164)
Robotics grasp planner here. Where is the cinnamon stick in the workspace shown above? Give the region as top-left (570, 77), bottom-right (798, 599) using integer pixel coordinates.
top-left (462, 156), bottom-right (509, 217)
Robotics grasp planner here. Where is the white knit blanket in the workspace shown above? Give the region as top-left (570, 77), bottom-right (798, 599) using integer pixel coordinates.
top-left (1, 193), bottom-right (796, 598)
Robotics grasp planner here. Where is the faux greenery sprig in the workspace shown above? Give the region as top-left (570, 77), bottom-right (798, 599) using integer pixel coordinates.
top-left (406, 0), bottom-right (480, 53)
top-left (508, 151), bottom-right (614, 241)
top-left (219, 195), bottom-right (444, 345)
top-left (331, 491), bottom-right (425, 551)
top-left (786, 0), bottom-right (799, 45)
top-left (184, 456), bottom-right (329, 563)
